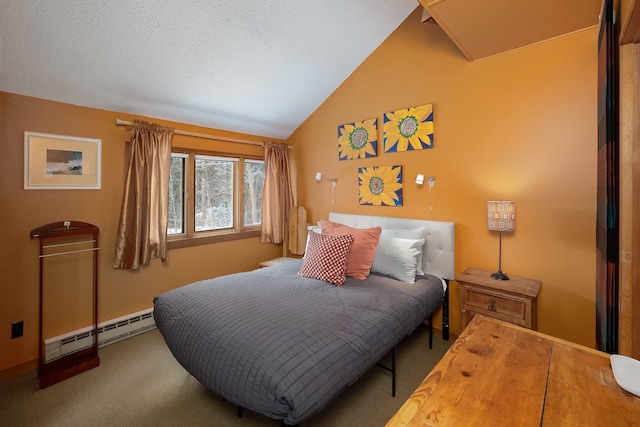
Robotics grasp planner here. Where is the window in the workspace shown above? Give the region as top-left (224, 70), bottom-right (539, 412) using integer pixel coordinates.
top-left (244, 159), bottom-right (265, 226)
top-left (168, 151), bottom-right (265, 248)
top-left (168, 154), bottom-right (187, 235)
top-left (195, 155), bottom-right (235, 231)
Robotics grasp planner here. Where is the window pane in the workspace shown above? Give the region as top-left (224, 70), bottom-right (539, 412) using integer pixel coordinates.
top-left (244, 160), bottom-right (265, 226)
top-left (195, 156), bottom-right (234, 231)
top-left (168, 155), bottom-right (185, 235)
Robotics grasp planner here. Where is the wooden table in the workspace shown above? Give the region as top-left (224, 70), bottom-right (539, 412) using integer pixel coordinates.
top-left (386, 315), bottom-right (640, 426)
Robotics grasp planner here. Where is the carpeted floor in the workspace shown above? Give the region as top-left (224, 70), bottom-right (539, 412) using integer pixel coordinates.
top-left (0, 325), bottom-right (451, 426)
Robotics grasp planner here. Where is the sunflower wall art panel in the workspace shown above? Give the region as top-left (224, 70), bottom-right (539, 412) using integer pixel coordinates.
top-left (383, 104), bottom-right (433, 153)
top-left (358, 165), bottom-right (403, 207)
top-left (337, 118), bottom-right (377, 160)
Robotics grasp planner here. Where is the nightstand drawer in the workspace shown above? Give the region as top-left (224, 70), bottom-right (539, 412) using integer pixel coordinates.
top-left (456, 268), bottom-right (541, 330)
top-left (463, 288), bottom-right (526, 326)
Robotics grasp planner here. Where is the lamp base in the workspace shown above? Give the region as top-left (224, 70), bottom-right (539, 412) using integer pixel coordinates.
top-left (490, 271), bottom-right (510, 281)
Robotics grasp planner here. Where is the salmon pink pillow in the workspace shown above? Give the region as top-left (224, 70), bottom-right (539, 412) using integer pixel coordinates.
top-left (320, 219), bottom-right (381, 280)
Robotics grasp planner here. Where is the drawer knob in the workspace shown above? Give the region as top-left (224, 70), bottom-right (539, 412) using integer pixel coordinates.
top-left (488, 300), bottom-right (497, 312)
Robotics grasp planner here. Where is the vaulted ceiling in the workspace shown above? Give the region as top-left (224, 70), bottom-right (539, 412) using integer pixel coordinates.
top-left (1, 1), bottom-right (602, 139)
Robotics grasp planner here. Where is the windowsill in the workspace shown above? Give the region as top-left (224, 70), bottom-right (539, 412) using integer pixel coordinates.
top-left (168, 229), bottom-right (261, 250)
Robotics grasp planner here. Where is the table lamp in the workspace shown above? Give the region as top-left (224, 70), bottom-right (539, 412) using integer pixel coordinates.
top-left (487, 201), bottom-right (515, 280)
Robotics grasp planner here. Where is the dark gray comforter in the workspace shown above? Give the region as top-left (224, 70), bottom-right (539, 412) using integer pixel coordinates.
top-left (153, 260), bottom-right (444, 425)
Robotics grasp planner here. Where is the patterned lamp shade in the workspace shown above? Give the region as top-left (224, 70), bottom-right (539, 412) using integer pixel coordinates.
top-left (487, 201), bottom-right (515, 232)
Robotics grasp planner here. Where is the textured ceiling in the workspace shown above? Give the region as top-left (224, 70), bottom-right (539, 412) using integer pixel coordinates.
top-left (0, 0), bottom-right (419, 139)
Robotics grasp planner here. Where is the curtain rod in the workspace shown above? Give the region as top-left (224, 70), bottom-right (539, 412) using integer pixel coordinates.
top-left (116, 119), bottom-right (291, 148)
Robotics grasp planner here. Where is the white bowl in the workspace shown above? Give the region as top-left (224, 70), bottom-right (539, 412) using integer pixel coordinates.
top-left (610, 354), bottom-right (640, 397)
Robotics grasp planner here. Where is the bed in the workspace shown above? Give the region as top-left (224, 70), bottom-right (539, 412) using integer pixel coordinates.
top-left (153, 213), bottom-right (455, 425)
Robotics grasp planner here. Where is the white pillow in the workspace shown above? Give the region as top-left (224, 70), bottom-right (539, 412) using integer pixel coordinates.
top-left (380, 227), bottom-right (427, 275)
top-left (371, 236), bottom-right (425, 283)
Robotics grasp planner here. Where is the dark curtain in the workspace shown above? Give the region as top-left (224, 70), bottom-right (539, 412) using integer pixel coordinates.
top-left (596, 0), bottom-right (619, 353)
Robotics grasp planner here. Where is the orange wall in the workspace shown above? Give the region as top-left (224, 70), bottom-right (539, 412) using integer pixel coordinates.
top-left (0, 92), bottom-right (282, 372)
top-left (0, 7), bottom-right (599, 374)
top-left (288, 8), bottom-right (598, 346)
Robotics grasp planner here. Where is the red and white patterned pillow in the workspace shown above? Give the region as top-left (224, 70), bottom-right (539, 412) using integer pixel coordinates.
top-left (298, 230), bottom-right (354, 286)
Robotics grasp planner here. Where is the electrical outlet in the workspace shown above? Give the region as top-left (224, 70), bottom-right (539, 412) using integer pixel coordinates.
top-left (11, 321), bottom-right (23, 339)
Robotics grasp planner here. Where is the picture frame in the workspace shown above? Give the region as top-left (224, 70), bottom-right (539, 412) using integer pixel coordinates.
top-left (24, 131), bottom-right (102, 190)
top-left (383, 103), bottom-right (434, 153)
top-left (358, 165), bottom-right (403, 207)
top-left (337, 118), bottom-right (378, 160)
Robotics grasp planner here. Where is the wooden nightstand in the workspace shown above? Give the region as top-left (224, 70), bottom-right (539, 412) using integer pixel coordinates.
top-left (455, 267), bottom-right (541, 330)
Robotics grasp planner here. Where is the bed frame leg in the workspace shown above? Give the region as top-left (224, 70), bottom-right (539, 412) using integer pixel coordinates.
top-left (375, 347), bottom-right (396, 397)
top-left (237, 406), bottom-right (243, 417)
top-left (442, 282), bottom-right (449, 341)
top-left (430, 316), bottom-right (434, 349)
top-left (391, 347), bottom-right (396, 397)
top-left (428, 281), bottom-right (450, 349)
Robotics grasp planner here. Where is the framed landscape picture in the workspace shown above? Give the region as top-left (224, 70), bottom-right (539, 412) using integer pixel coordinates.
top-left (24, 131), bottom-right (102, 190)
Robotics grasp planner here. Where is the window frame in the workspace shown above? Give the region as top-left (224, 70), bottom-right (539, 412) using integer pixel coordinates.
top-left (167, 148), bottom-right (264, 250)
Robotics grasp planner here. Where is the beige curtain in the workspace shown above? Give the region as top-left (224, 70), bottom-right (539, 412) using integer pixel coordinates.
top-left (113, 120), bottom-right (174, 269)
top-left (261, 141), bottom-right (293, 243)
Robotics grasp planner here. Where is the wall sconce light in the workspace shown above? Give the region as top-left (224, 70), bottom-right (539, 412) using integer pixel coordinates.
top-left (316, 172), bottom-right (337, 211)
top-left (487, 200), bottom-right (516, 280)
top-left (315, 172), bottom-right (336, 187)
top-left (415, 174), bottom-right (435, 187)
top-left (417, 174), bottom-right (436, 219)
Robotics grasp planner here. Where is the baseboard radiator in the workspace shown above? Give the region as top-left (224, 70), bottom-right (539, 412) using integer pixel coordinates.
top-left (44, 308), bottom-right (156, 362)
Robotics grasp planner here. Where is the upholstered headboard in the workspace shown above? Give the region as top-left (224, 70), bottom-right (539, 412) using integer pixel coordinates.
top-left (328, 212), bottom-right (455, 280)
